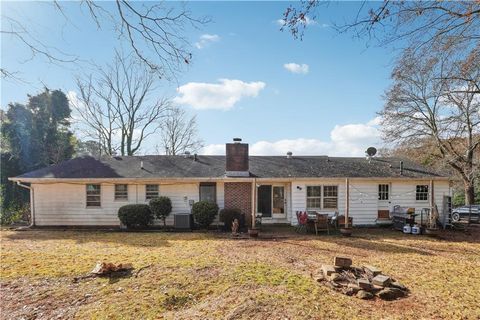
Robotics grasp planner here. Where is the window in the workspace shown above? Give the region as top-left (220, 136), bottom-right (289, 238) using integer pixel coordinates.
top-left (199, 183), bottom-right (216, 203)
top-left (146, 184), bottom-right (159, 200)
top-left (416, 185), bottom-right (429, 201)
top-left (378, 184), bottom-right (389, 200)
top-left (115, 184), bottom-right (128, 201)
top-left (86, 184), bottom-right (101, 207)
top-left (323, 186), bottom-right (338, 209)
top-left (306, 186), bottom-right (322, 209)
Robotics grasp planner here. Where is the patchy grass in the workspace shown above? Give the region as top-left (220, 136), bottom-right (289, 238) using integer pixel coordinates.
top-left (1, 228), bottom-right (479, 319)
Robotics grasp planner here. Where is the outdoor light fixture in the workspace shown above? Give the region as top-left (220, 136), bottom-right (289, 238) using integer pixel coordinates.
top-left (297, 186), bottom-right (302, 190)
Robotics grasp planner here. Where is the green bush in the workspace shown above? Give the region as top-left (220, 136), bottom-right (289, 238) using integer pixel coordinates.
top-left (118, 204), bottom-right (153, 229)
top-left (191, 201), bottom-right (219, 229)
top-left (0, 204), bottom-right (29, 225)
top-left (219, 208), bottom-right (245, 231)
top-left (149, 196), bottom-right (172, 227)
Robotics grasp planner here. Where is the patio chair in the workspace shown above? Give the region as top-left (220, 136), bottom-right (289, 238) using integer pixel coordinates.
top-left (314, 213), bottom-right (330, 235)
top-left (295, 211), bottom-right (308, 233)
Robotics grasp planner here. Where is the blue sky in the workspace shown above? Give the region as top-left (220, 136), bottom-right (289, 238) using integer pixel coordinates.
top-left (1, 1), bottom-right (393, 156)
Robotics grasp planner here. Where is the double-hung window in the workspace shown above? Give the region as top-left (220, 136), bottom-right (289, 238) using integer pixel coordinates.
top-left (199, 183), bottom-right (216, 203)
top-left (115, 184), bottom-right (128, 201)
top-left (146, 184), bottom-right (159, 200)
top-left (306, 186), bottom-right (322, 209)
top-left (416, 185), bottom-right (429, 201)
top-left (378, 184), bottom-right (389, 200)
top-left (86, 184), bottom-right (101, 207)
top-left (323, 186), bottom-right (338, 209)
top-left (306, 185), bottom-right (339, 210)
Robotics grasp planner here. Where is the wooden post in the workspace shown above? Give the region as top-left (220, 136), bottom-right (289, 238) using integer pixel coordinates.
top-left (345, 178), bottom-right (350, 228)
top-left (429, 180), bottom-right (434, 209)
top-left (251, 178), bottom-right (256, 229)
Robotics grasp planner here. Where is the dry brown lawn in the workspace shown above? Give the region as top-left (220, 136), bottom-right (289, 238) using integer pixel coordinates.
top-left (1, 227), bottom-right (479, 320)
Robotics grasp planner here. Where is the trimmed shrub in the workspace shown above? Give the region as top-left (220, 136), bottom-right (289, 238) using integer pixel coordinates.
top-left (219, 208), bottom-right (245, 231)
top-left (191, 201), bottom-right (219, 229)
top-left (0, 204), bottom-right (29, 226)
top-left (149, 196), bottom-right (172, 227)
top-left (118, 204), bottom-right (153, 229)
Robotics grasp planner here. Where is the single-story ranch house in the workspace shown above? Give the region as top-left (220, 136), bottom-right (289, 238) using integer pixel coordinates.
top-left (9, 139), bottom-right (451, 228)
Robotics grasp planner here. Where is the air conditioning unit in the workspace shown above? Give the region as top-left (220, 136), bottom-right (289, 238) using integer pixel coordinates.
top-left (174, 213), bottom-right (193, 230)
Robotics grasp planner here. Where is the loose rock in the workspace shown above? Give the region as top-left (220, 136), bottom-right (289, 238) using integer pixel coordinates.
top-left (357, 278), bottom-right (371, 290)
top-left (390, 281), bottom-right (407, 291)
top-left (372, 274), bottom-right (391, 287)
top-left (376, 287), bottom-right (406, 301)
top-left (364, 265), bottom-right (382, 276)
top-left (334, 256), bottom-right (352, 267)
top-left (356, 290), bottom-right (374, 300)
top-left (322, 264), bottom-right (336, 277)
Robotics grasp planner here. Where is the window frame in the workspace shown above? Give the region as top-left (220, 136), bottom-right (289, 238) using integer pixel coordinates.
top-left (416, 185), bottom-right (429, 202)
top-left (378, 184), bottom-right (390, 201)
top-left (199, 182), bottom-right (216, 203)
top-left (306, 185), bottom-right (322, 210)
top-left (306, 185), bottom-right (339, 210)
top-left (145, 184), bottom-right (159, 200)
top-left (323, 185), bottom-right (338, 209)
top-left (114, 184), bottom-right (129, 201)
top-left (86, 184), bottom-right (101, 208)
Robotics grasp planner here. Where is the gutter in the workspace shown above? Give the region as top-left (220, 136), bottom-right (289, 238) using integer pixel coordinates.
top-left (8, 176), bottom-right (451, 184)
top-left (15, 181), bottom-right (35, 227)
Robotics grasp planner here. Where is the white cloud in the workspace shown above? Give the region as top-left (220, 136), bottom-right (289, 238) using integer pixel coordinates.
top-left (174, 79), bottom-right (266, 110)
top-left (275, 16), bottom-right (317, 26)
top-left (194, 34), bottom-right (220, 49)
top-left (283, 63), bottom-right (309, 74)
top-left (200, 118), bottom-right (382, 156)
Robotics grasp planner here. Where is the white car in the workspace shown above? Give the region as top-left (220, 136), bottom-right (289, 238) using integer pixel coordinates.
top-left (451, 205), bottom-right (480, 222)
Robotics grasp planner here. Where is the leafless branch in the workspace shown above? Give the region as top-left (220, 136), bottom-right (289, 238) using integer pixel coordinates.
top-left (157, 106), bottom-right (203, 155)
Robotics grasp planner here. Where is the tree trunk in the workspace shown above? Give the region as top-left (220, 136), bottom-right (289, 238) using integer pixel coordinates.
top-left (464, 182), bottom-right (475, 205)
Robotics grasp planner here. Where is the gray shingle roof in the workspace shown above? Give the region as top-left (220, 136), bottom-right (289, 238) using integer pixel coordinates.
top-left (13, 155), bottom-right (448, 179)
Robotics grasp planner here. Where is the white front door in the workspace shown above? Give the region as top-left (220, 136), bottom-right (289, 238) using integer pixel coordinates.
top-left (272, 186), bottom-right (286, 218)
top-left (377, 184), bottom-right (391, 219)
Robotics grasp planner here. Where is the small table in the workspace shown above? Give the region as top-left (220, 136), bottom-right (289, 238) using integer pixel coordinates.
top-left (306, 212), bottom-right (337, 232)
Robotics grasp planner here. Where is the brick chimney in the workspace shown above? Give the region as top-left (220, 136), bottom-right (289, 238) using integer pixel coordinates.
top-left (225, 138), bottom-right (249, 177)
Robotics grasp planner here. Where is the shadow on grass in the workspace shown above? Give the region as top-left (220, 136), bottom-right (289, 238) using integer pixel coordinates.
top-left (2, 229), bottom-right (223, 248)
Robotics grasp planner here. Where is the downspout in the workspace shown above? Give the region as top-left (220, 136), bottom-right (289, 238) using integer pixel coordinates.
top-left (16, 181), bottom-right (35, 227)
top-left (251, 178), bottom-right (256, 229)
top-left (345, 178), bottom-right (350, 228)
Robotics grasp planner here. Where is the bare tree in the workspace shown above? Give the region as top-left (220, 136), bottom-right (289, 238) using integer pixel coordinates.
top-left (282, 1), bottom-right (480, 50)
top-left (72, 52), bottom-right (170, 156)
top-left (158, 106), bottom-right (203, 155)
top-left (381, 44), bottom-right (480, 205)
top-left (1, 1), bottom-right (208, 79)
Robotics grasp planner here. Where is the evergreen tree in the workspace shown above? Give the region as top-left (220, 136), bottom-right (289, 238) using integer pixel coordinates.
top-left (1, 89), bottom-right (75, 218)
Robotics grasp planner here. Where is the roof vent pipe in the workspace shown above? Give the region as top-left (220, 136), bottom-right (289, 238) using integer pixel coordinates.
top-left (193, 153), bottom-right (198, 161)
top-left (184, 151), bottom-right (191, 158)
top-left (400, 161), bottom-right (404, 175)
top-left (140, 161), bottom-right (144, 170)
top-left (286, 151), bottom-right (293, 159)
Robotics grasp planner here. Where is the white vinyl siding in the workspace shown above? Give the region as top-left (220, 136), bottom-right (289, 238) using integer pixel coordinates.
top-left (291, 180), bottom-right (450, 226)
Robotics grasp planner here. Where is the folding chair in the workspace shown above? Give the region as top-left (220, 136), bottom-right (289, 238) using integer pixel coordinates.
top-left (295, 211), bottom-right (308, 233)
